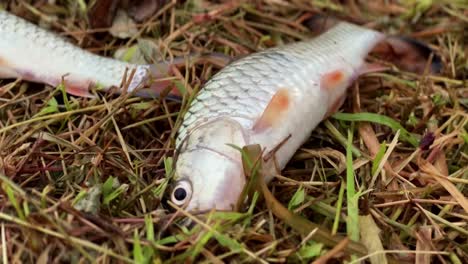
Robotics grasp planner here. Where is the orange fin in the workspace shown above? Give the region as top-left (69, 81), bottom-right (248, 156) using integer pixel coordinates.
top-left (64, 81), bottom-right (94, 98)
top-left (0, 56), bottom-right (19, 78)
top-left (253, 88), bottom-right (290, 132)
top-left (321, 69), bottom-right (347, 91)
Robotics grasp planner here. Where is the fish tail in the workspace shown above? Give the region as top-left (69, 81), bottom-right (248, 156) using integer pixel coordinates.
top-left (130, 62), bottom-right (180, 100)
top-left (303, 14), bottom-right (442, 74)
top-left (373, 36), bottom-right (442, 74)
top-left (131, 53), bottom-right (232, 99)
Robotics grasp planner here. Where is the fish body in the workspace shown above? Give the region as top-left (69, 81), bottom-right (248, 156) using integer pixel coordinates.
top-left (0, 10), bottom-right (173, 97)
top-left (171, 23), bottom-right (386, 212)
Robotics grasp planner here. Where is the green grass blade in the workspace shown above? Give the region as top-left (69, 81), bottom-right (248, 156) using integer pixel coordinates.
top-left (133, 229), bottom-right (144, 263)
top-left (333, 112), bottom-right (419, 147)
top-left (346, 129), bottom-right (359, 242)
top-left (3, 184), bottom-right (25, 220)
top-left (58, 82), bottom-right (71, 111)
top-left (332, 179), bottom-right (345, 235)
top-left (288, 185), bottom-right (305, 210)
top-left (35, 97), bottom-right (59, 117)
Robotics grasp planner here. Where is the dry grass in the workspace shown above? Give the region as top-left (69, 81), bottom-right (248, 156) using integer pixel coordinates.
top-left (0, 0), bottom-right (467, 263)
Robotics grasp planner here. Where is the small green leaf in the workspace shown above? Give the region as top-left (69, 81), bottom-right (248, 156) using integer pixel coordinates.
top-left (102, 176), bottom-right (114, 197)
top-left (406, 111), bottom-right (419, 126)
top-left (431, 93), bottom-right (447, 107)
top-left (288, 185), bottom-right (305, 210)
top-left (3, 183), bottom-right (25, 220)
top-left (122, 45), bottom-right (139, 62)
top-left (35, 97), bottom-right (59, 117)
top-left (72, 189), bottom-right (88, 205)
top-left (152, 179), bottom-right (169, 198)
top-left (259, 35), bottom-right (271, 44)
top-left (103, 184), bottom-right (128, 205)
top-left (298, 241), bottom-right (323, 259)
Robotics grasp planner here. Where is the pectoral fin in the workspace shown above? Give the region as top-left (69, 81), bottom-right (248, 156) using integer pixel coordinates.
top-left (0, 56), bottom-right (19, 78)
top-left (358, 63), bottom-right (390, 75)
top-left (65, 82), bottom-right (94, 98)
top-left (321, 69), bottom-right (347, 91)
top-left (253, 88), bottom-right (290, 132)
top-left (0, 67), bottom-right (18, 79)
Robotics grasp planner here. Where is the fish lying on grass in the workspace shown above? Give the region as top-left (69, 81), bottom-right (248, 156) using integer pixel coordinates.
top-left (0, 11), bottom-right (440, 214)
top-left (0, 10), bottom-right (228, 99)
top-left (169, 20), bottom-right (441, 212)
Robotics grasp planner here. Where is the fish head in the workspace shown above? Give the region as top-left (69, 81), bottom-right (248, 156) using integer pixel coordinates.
top-left (169, 118), bottom-right (248, 212)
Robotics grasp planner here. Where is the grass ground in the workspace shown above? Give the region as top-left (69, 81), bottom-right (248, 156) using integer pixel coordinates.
top-left (0, 0), bottom-right (467, 263)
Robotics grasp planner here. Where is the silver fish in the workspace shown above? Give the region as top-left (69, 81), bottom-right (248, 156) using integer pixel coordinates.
top-left (169, 22), bottom-right (438, 212)
top-left (0, 10), bottom-right (228, 98)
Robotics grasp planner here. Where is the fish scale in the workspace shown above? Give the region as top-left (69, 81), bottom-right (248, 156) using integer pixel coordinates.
top-left (176, 48), bottom-right (317, 146)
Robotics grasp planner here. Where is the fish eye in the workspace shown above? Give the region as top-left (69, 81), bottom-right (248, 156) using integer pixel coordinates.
top-left (171, 180), bottom-right (192, 206)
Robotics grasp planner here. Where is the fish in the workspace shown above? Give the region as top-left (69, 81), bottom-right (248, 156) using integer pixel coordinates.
top-left (169, 21), bottom-right (440, 213)
top-left (0, 10), bottom-right (229, 99)
top-left (0, 10), bottom-right (439, 214)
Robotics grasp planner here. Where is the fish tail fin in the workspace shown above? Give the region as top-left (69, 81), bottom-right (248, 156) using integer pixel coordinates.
top-left (303, 14), bottom-right (442, 74)
top-left (372, 36), bottom-right (442, 74)
top-left (127, 63), bottom-right (179, 99)
top-left (129, 53), bottom-right (232, 99)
